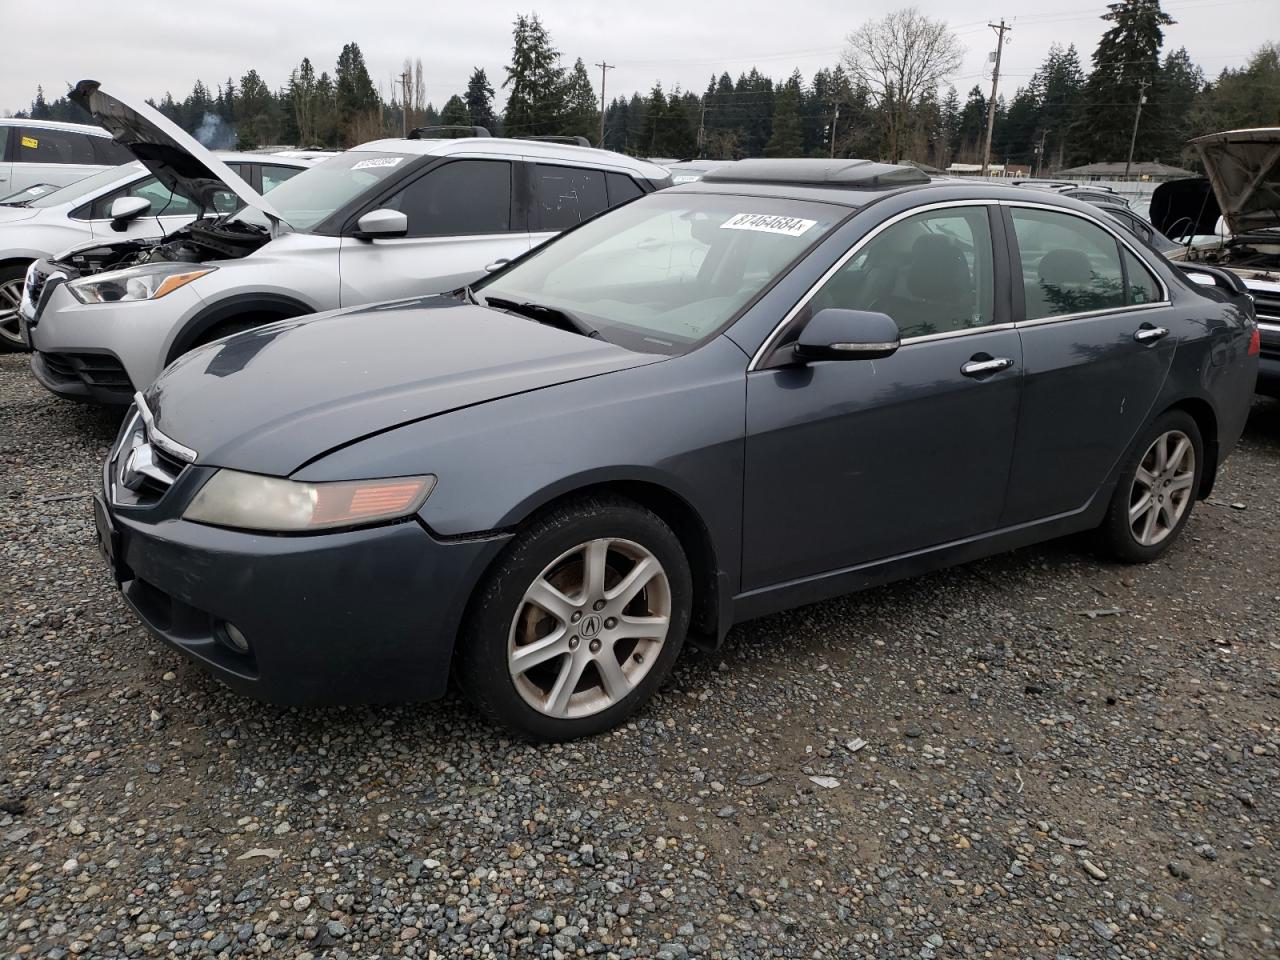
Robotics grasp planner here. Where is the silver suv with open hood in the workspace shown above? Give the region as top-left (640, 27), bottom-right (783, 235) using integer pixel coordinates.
top-left (1155, 128), bottom-right (1279, 394)
top-left (20, 81), bottom-right (670, 404)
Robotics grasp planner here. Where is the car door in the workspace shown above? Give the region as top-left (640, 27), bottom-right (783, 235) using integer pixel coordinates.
top-left (1000, 203), bottom-right (1179, 525)
top-left (338, 157), bottom-right (529, 306)
top-left (0, 128), bottom-right (11, 195)
top-left (10, 128), bottom-right (101, 192)
top-left (742, 202), bottom-right (1023, 590)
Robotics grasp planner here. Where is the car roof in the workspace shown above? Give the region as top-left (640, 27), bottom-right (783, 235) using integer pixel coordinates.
top-left (350, 136), bottom-right (671, 181)
top-left (669, 176), bottom-right (1127, 215)
top-left (0, 117), bottom-right (112, 137)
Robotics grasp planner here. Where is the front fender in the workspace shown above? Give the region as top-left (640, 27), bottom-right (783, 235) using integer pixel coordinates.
top-left (291, 336), bottom-right (750, 591)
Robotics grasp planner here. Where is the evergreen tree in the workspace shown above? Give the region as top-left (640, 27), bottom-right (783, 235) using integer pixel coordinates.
top-left (956, 86), bottom-right (987, 161)
top-left (765, 72), bottom-right (804, 157)
top-left (1150, 47), bottom-right (1204, 162)
top-left (236, 69), bottom-right (276, 149)
top-left (563, 58), bottom-right (599, 142)
top-left (938, 86), bottom-right (961, 168)
top-left (289, 58), bottom-right (319, 147)
top-left (464, 67), bottom-right (496, 132)
top-left (1076, 0), bottom-right (1175, 163)
top-left (31, 86), bottom-right (51, 120)
top-left (1038, 44), bottom-right (1085, 170)
top-left (641, 84), bottom-right (667, 155)
top-left (335, 42), bottom-right (380, 145)
top-left (503, 14), bottom-right (566, 137)
top-left (440, 95), bottom-right (469, 126)
top-left (1190, 43), bottom-right (1280, 135)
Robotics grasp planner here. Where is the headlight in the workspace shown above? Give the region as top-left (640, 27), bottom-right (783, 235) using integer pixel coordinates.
top-left (67, 264), bottom-right (215, 304)
top-left (184, 469), bottom-right (436, 532)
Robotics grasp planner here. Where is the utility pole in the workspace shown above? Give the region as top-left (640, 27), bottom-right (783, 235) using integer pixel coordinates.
top-left (829, 103), bottom-right (840, 159)
top-left (1124, 78), bottom-right (1151, 180)
top-left (595, 61), bottom-right (614, 147)
top-left (1035, 127), bottom-right (1048, 177)
top-left (397, 71), bottom-right (411, 137)
top-left (980, 19), bottom-right (1010, 178)
top-left (697, 98), bottom-right (707, 158)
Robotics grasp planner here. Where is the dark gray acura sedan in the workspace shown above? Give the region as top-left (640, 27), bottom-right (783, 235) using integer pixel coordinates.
top-left (95, 159), bottom-right (1259, 740)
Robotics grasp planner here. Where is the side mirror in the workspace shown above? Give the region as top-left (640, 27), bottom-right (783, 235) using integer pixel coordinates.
top-left (793, 308), bottom-right (900, 363)
top-left (354, 208), bottom-right (408, 240)
top-left (109, 195), bottom-right (151, 228)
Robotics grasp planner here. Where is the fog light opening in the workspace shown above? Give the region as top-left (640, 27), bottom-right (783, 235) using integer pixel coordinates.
top-left (217, 621), bottom-right (251, 655)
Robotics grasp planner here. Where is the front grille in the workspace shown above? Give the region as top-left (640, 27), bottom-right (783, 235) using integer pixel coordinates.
top-left (109, 406), bottom-right (187, 507)
top-left (1252, 290), bottom-right (1280, 323)
top-left (38, 351), bottom-right (133, 397)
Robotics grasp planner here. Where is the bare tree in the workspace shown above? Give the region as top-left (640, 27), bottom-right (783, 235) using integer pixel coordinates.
top-left (843, 7), bottom-right (962, 162)
top-left (399, 57), bottom-right (426, 131)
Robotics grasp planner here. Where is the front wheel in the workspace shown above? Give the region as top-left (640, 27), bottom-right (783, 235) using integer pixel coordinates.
top-left (1098, 410), bottom-right (1203, 563)
top-left (0, 263), bottom-right (31, 353)
top-left (456, 496), bottom-right (692, 741)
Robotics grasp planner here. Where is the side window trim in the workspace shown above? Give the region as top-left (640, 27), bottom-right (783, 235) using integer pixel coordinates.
top-left (1000, 200), bottom-right (1170, 328)
top-left (749, 199), bottom-right (1000, 371)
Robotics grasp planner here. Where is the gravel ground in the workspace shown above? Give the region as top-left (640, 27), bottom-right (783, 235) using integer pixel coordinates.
top-left (1, 351), bottom-right (1277, 960)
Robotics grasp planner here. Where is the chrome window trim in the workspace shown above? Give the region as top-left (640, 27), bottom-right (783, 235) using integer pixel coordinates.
top-left (1001, 200), bottom-right (1173, 323)
top-left (134, 390), bottom-right (198, 463)
top-left (747, 199), bottom-right (995, 371)
top-left (898, 321), bottom-right (1018, 346)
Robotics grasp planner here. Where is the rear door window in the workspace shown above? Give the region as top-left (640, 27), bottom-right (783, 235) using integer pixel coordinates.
top-left (1010, 207), bottom-right (1125, 320)
top-left (381, 159), bottom-right (513, 237)
top-left (91, 138), bottom-right (134, 165)
top-left (17, 128), bottom-right (98, 165)
top-left (1122, 249), bottom-right (1162, 305)
top-left (534, 164), bottom-right (608, 231)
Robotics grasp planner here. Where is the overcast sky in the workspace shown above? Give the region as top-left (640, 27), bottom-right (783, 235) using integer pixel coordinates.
top-left (3, 0), bottom-right (1273, 119)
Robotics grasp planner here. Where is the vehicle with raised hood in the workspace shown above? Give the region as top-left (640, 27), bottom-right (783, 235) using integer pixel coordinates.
top-left (92, 158), bottom-right (1258, 740)
top-left (20, 82), bottom-right (671, 404)
top-left (0, 153), bottom-right (313, 351)
top-left (0, 117), bottom-right (133, 197)
top-left (1151, 128), bottom-right (1280, 395)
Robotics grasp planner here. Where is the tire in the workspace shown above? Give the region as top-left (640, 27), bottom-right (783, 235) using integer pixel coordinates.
top-left (1097, 410), bottom-right (1203, 563)
top-left (0, 263), bottom-right (32, 353)
top-left (456, 495), bottom-right (692, 741)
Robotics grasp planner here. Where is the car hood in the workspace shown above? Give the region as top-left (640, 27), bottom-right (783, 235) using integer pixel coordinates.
top-left (69, 79), bottom-right (283, 226)
top-left (145, 297), bottom-right (664, 476)
top-left (1189, 128), bottom-right (1280, 236)
top-left (0, 205), bottom-right (39, 224)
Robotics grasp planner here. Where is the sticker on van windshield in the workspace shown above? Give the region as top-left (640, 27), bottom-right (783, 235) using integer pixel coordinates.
top-left (352, 156), bottom-right (404, 170)
top-left (20, 136), bottom-right (38, 149)
top-left (720, 213), bottom-right (816, 237)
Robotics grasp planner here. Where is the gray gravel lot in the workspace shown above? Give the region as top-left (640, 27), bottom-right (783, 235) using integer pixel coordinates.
top-left (1, 351), bottom-right (1277, 959)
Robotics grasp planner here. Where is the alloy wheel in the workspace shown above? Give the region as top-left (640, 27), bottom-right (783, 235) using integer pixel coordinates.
top-left (0, 277), bottom-right (24, 347)
top-left (508, 537), bottom-right (671, 719)
top-left (1129, 429), bottom-right (1195, 547)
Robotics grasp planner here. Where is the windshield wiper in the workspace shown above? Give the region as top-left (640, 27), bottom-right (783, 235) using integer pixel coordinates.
top-left (483, 296), bottom-right (600, 339)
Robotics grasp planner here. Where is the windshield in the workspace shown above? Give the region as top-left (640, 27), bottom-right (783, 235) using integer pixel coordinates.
top-left (25, 163), bottom-right (143, 209)
top-left (231, 152), bottom-right (411, 232)
top-left (475, 193), bottom-right (843, 353)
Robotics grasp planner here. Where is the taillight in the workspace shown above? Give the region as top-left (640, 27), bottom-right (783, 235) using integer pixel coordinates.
top-left (1248, 327), bottom-right (1260, 357)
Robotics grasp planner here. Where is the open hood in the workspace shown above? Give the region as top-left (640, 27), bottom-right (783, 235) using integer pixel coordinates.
top-left (69, 79), bottom-right (283, 226)
top-left (1189, 128), bottom-right (1280, 236)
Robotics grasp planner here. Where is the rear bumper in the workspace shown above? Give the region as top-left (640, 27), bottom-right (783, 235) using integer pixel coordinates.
top-left (106, 491), bottom-right (510, 706)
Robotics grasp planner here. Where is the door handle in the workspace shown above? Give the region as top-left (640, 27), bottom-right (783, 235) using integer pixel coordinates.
top-left (484, 258), bottom-right (510, 273)
top-left (1133, 324), bottom-right (1169, 343)
top-left (961, 356), bottom-right (1014, 378)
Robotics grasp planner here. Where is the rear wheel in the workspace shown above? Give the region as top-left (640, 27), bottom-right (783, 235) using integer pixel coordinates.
top-left (1098, 410), bottom-right (1202, 563)
top-left (0, 263), bottom-right (31, 353)
top-left (456, 496), bottom-right (691, 741)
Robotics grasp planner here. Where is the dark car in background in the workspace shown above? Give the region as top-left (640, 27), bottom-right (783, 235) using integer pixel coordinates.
top-left (94, 159), bottom-right (1258, 740)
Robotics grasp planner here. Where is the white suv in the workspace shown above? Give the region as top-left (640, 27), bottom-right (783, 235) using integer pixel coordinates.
top-left (22, 82), bottom-right (671, 404)
top-left (1, 118), bottom-right (132, 197)
top-left (0, 154), bottom-right (312, 350)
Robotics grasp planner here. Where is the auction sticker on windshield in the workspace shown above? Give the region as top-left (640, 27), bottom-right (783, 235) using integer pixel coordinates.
top-left (352, 157), bottom-right (404, 171)
top-left (720, 213), bottom-right (817, 237)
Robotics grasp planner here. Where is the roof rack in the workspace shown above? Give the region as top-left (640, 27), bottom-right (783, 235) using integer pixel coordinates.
top-left (701, 158), bottom-right (930, 188)
top-left (521, 135), bottom-right (593, 148)
top-left (407, 125), bottom-right (491, 139)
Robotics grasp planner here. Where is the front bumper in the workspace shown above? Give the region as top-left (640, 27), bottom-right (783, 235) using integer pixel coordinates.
top-left (101, 473), bottom-right (510, 706)
top-left (26, 278), bottom-right (204, 402)
top-left (1257, 320), bottom-right (1280, 396)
